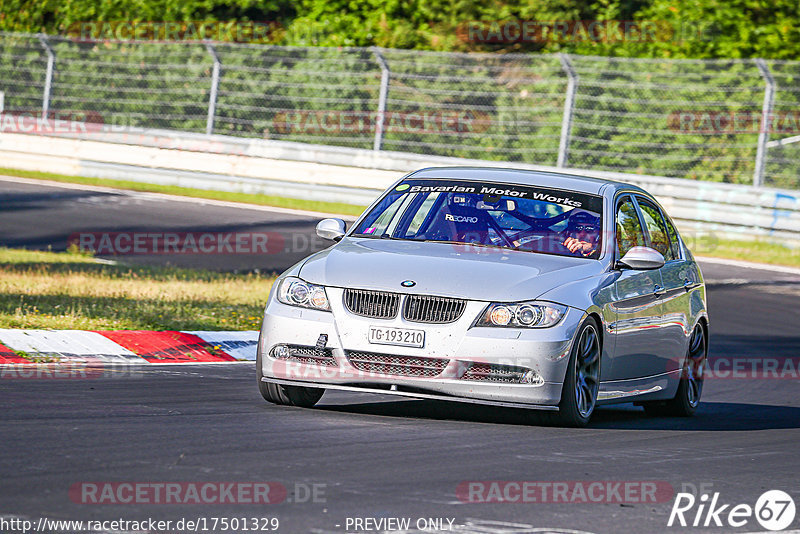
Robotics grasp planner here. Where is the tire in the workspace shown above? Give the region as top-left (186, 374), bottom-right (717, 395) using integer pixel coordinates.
top-left (642, 323), bottom-right (706, 417)
top-left (256, 333), bottom-right (324, 408)
top-left (549, 317), bottom-right (602, 427)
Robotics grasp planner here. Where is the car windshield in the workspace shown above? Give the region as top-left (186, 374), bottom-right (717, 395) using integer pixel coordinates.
top-left (352, 179), bottom-right (604, 259)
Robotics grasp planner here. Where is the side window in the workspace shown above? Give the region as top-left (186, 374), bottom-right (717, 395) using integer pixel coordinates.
top-left (635, 197), bottom-right (673, 260)
top-left (663, 214), bottom-right (683, 260)
top-left (616, 196), bottom-right (646, 257)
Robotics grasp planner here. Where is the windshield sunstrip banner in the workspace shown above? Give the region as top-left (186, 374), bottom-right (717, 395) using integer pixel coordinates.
top-left (393, 179), bottom-right (602, 212)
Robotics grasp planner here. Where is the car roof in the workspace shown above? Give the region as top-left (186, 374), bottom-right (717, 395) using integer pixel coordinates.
top-left (407, 167), bottom-right (648, 197)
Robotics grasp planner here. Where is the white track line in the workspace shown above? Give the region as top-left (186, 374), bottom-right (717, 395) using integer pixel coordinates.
top-left (0, 174), bottom-right (359, 220)
top-left (697, 255), bottom-right (800, 275)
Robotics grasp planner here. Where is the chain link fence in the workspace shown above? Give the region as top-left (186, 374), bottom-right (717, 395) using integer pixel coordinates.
top-left (1, 32), bottom-right (798, 190)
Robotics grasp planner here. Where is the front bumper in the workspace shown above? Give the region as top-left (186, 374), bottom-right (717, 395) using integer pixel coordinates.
top-left (258, 288), bottom-right (584, 407)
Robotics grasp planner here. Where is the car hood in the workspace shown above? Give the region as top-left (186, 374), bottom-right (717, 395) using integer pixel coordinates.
top-left (298, 237), bottom-right (605, 302)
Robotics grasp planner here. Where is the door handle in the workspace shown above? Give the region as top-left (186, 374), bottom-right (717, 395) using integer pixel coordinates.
top-left (653, 285), bottom-right (666, 297)
top-left (683, 278), bottom-right (696, 290)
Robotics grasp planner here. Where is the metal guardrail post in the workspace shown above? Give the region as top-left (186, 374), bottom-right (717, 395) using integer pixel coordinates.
top-left (38, 34), bottom-right (55, 119)
top-left (0, 90), bottom-right (4, 113)
top-left (754, 59), bottom-right (775, 188)
top-left (205, 43), bottom-right (221, 136)
top-left (557, 53), bottom-right (578, 168)
top-left (371, 47), bottom-right (390, 151)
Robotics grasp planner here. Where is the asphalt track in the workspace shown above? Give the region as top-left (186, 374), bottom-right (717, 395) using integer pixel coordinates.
top-left (2, 177), bottom-right (800, 533)
top-left (0, 176), bottom-right (337, 272)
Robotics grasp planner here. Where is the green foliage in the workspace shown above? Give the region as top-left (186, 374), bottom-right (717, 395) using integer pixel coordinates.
top-left (3, 0), bottom-right (800, 58)
top-left (638, 0), bottom-right (800, 60)
top-left (1, 0), bottom-right (293, 34)
top-left (277, 0), bottom-right (800, 58)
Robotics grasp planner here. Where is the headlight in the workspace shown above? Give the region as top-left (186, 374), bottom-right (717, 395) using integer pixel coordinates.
top-left (277, 277), bottom-right (330, 311)
top-left (476, 301), bottom-right (566, 328)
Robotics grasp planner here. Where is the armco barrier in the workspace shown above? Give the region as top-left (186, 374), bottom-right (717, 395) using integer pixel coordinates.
top-left (0, 126), bottom-right (798, 244)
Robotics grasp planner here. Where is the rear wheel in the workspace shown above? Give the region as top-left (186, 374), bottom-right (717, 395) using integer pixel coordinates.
top-left (256, 334), bottom-right (324, 408)
top-left (642, 323), bottom-right (706, 417)
top-left (550, 317), bottom-right (601, 427)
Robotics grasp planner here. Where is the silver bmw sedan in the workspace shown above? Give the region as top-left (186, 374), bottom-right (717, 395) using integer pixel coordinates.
top-left (256, 167), bottom-right (709, 426)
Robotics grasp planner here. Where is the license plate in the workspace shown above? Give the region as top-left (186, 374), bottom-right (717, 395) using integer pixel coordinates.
top-left (368, 326), bottom-right (425, 348)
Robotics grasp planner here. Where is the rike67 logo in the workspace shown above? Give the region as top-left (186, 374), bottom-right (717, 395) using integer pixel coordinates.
top-left (669, 489), bottom-right (796, 531)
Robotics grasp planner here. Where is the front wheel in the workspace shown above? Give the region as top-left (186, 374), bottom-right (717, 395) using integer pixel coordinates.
top-left (549, 317), bottom-right (601, 427)
top-left (642, 323), bottom-right (706, 417)
top-left (256, 334), bottom-right (324, 408)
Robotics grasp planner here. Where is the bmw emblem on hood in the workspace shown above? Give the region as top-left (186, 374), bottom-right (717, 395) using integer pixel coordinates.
top-left (401, 280), bottom-right (416, 288)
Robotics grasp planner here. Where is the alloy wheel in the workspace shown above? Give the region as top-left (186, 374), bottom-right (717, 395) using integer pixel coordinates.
top-left (575, 324), bottom-right (600, 418)
top-left (685, 325), bottom-right (706, 408)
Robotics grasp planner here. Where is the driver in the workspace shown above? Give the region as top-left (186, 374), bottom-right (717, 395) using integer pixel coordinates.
top-left (563, 211), bottom-right (600, 257)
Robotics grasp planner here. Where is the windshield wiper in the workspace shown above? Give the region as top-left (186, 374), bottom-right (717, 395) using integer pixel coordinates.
top-left (418, 239), bottom-right (507, 250)
top-left (352, 233), bottom-right (402, 240)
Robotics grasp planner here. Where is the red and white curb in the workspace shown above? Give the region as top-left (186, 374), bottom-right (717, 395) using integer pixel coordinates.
top-left (0, 329), bottom-right (258, 364)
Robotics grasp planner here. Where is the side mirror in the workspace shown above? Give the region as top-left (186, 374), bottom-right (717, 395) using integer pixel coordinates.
top-left (616, 246), bottom-right (665, 270)
top-left (316, 218), bottom-right (346, 242)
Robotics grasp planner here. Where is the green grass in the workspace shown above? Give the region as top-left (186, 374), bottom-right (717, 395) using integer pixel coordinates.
top-left (14, 349), bottom-right (59, 363)
top-left (0, 247), bottom-right (276, 331)
top-left (689, 237), bottom-right (800, 268)
top-left (0, 167), bottom-right (368, 217)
